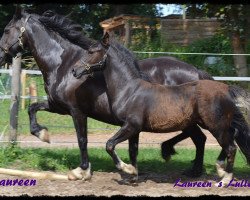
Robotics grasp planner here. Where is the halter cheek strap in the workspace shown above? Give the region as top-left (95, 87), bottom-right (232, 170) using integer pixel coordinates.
top-left (72, 50), bottom-right (108, 79)
top-left (0, 14), bottom-right (30, 57)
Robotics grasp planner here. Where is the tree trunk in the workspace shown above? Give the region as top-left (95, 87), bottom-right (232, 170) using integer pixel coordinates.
top-left (231, 32), bottom-right (248, 77)
top-left (124, 21), bottom-right (131, 47)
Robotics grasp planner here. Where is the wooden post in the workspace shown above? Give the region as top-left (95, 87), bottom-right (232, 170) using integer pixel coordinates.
top-left (21, 71), bottom-right (26, 109)
top-left (124, 21), bottom-right (131, 47)
top-left (9, 54), bottom-right (21, 144)
top-left (29, 79), bottom-right (37, 104)
top-left (0, 168), bottom-right (68, 180)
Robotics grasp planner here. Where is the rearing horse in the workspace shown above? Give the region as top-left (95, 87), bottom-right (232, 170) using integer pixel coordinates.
top-left (72, 32), bottom-right (250, 186)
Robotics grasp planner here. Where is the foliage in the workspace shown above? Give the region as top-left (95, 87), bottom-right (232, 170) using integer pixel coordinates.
top-left (182, 34), bottom-right (236, 76)
top-left (130, 30), bottom-right (236, 76)
top-left (0, 4), bottom-right (161, 40)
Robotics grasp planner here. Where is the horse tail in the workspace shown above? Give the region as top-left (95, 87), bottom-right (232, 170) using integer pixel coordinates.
top-left (229, 85), bottom-right (250, 110)
top-left (229, 86), bottom-right (250, 164)
top-left (197, 69), bottom-right (214, 80)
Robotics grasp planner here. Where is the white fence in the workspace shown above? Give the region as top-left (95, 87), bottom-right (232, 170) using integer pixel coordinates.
top-left (0, 68), bottom-right (249, 100)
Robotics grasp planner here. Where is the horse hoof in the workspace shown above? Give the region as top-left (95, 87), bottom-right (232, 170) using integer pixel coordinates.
top-left (215, 172), bottom-right (233, 187)
top-left (161, 143), bottom-right (176, 161)
top-left (216, 161), bottom-right (226, 178)
top-left (119, 162), bottom-right (138, 175)
top-left (68, 164), bottom-right (92, 181)
top-left (164, 155), bottom-right (171, 162)
top-left (68, 167), bottom-right (83, 180)
top-left (38, 129), bottom-right (50, 143)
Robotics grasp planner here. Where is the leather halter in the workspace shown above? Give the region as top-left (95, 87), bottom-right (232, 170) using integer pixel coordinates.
top-left (72, 49), bottom-right (108, 79)
top-left (0, 15), bottom-right (30, 58)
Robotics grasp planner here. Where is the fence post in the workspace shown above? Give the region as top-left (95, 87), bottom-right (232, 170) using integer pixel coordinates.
top-left (9, 54), bottom-right (22, 144)
top-left (21, 70), bottom-right (26, 109)
top-left (29, 79), bottom-right (37, 104)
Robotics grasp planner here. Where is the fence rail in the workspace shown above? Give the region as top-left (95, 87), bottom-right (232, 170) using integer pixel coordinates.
top-left (133, 51), bottom-right (250, 56)
top-left (1, 69), bottom-right (250, 101)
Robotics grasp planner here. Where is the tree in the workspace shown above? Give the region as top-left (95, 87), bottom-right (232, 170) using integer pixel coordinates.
top-left (185, 3), bottom-right (249, 77)
top-left (0, 4), bottom-right (161, 40)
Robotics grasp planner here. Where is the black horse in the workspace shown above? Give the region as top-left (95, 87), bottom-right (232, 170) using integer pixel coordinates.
top-left (0, 8), bottom-right (221, 180)
top-left (72, 32), bottom-right (250, 186)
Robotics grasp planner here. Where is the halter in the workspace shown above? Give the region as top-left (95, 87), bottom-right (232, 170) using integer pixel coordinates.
top-left (0, 14), bottom-right (30, 58)
top-left (73, 48), bottom-right (109, 79)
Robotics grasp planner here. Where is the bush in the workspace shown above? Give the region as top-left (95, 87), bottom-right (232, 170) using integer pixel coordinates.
top-left (130, 31), bottom-right (237, 76)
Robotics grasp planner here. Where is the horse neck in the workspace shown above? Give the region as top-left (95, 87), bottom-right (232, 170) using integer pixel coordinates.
top-left (24, 17), bottom-right (80, 77)
top-left (103, 46), bottom-right (141, 99)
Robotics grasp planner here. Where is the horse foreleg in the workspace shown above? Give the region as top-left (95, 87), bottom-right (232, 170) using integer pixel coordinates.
top-left (106, 121), bottom-right (140, 177)
top-left (128, 134), bottom-right (140, 181)
top-left (68, 109), bottom-right (91, 181)
top-left (28, 101), bottom-right (50, 143)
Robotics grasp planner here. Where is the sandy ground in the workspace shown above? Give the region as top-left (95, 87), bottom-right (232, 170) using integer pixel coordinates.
top-left (0, 130), bottom-right (249, 197)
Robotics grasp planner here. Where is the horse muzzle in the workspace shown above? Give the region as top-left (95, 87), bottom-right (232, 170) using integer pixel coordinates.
top-left (72, 68), bottom-right (85, 79)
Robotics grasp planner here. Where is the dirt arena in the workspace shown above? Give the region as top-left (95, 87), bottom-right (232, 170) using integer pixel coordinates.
top-left (0, 131), bottom-right (250, 197)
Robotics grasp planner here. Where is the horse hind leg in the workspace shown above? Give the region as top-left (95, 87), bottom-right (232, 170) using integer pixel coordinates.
top-left (213, 129), bottom-right (237, 187)
top-left (182, 125), bottom-right (206, 177)
top-left (28, 101), bottom-right (50, 143)
top-left (161, 125), bottom-right (206, 177)
top-left (161, 132), bottom-right (186, 161)
top-left (215, 149), bottom-right (227, 178)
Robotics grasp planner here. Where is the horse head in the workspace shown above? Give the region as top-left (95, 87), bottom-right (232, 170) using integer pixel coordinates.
top-left (72, 32), bottom-right (110, 79)
top-left (0, 6), bottom-right (30, 65)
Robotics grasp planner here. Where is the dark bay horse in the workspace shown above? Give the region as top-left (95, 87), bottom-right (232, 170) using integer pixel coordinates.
top-left (37, 10), bottom-right (214, 177)
top-left (0, 8), bottom-right (239, 181)
top-left (72, 32), bottom-right (250, 185)
top-left (0, 8), bottom-right (215, 180)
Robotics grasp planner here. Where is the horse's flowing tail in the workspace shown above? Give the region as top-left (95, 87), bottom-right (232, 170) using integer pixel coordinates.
top-left (229, 86), bottom-right (250, 164)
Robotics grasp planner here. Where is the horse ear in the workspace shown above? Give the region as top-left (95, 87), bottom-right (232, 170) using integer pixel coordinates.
top-left (102, 32), bottom-right (110, 47)
top-left (14, 5), bottom-right (24, 19)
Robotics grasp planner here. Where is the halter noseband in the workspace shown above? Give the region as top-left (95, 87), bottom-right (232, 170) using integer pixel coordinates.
top-left (73, 49), bottom-right (108, 79)
top-left (0, 15), bottom-right (30, 58)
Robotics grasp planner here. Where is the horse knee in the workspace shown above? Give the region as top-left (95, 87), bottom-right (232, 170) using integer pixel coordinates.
top-left (106, 140), bottom-right (114, 153)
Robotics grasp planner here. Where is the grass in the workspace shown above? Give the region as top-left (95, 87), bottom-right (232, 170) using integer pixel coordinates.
top-left (0, 146), bottom-right (249, 179)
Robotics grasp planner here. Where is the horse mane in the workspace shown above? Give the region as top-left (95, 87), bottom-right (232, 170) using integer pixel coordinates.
top-left (198, 69), bottom-right (214, 80)
top-left (39, 10), bottom-right (94, 50)
top-left (109, 39), bottom-right (151, 81)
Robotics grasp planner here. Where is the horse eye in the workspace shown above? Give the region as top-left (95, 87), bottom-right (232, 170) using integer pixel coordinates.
top-left (4, 29), bottom-right (9, 34)
top-left (88, 51), bottom-right (93, 55)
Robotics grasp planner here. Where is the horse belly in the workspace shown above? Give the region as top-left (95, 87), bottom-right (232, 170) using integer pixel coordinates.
top-left (146, 105), bottom-right (194, 133)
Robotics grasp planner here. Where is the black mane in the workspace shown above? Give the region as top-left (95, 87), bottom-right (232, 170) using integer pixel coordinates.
top-left (110, 40), bottom-right (152, 82)
top-left (39, 10), bottom-right (95, 50)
